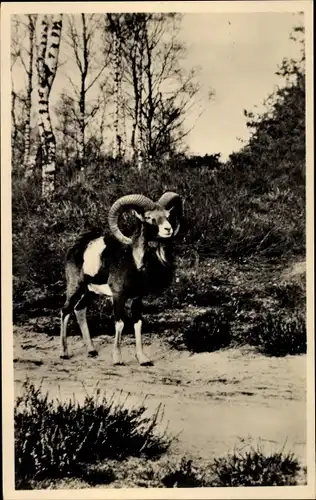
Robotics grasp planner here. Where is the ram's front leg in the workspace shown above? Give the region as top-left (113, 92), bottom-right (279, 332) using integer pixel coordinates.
top-left (132, 298), bottom-right (153, 366)
top-left (112, 295), bottom-right (125, 365)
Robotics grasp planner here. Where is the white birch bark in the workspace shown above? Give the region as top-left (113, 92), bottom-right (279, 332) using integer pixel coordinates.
top-left (36, 14), bottom-right (63, 197)
top-left (24, 15), bottom-right (36, 178)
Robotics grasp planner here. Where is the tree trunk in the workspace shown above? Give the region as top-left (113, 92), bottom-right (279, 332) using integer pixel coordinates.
top-left (78, 84), bottom-right (85, 178)
top-left (113, 26), bottom-right (123, 160)
top-left (78, 14), bottom-right (88, 180)
top-left (130, 32), bottom-right (139, 159)
top-left (144, 26), bottom-right (154, 160)
top-left (11, 90), bottom-right (18, 166)
top-left (136, 31), bottom-right (143, 172)
top-left (23, 15), bottom-right (36, 178)
top-left (36, 14), bottom-right (62, 197)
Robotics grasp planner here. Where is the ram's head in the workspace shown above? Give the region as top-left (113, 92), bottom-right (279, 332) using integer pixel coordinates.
top-left (108, 192), bottom-right (183, 245)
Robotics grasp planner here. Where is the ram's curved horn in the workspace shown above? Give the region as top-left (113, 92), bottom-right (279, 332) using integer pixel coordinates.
top-left (157, 192), bottom-right (183, 235)
top-left (108, 194), bottom-right (156, 245)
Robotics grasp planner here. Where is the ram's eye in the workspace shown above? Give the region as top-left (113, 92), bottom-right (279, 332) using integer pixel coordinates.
top-left (151, 217), bottom-right (157, 225)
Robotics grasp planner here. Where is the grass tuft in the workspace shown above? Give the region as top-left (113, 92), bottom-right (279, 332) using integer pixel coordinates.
top-left (15, 380), bottom-right (172, 488)
top-left (210, 445), bottom-right (302, 487)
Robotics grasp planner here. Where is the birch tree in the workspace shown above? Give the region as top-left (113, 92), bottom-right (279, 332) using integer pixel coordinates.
top-left (106, 13), bottom-right (147, 168)
top-left (136, 14), bottom-right (203, 160)
top-left (11, 17), bottom-right (21, 166)
top-left (36, 14), bottom-right (63, 196)
top-left (112, 21), bottom-right (123, 159)
top-left (106, 14), bottom-right (126, 160)
top-left (107, 14), bottom-right (206, 167)
top-left (64, 14), bottom-right (109, 178)
top-left (11, 15), bottom-right (37, 175)
top-left (22, 15), bottom-right (36, 176)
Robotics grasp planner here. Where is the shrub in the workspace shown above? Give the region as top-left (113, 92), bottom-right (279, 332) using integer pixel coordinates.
top-left (211, 445), bottom-right (301, 486)
top-left (247, 310), bottom-right (306, 356)
top-left (158, 445), bottom-right (302, 487)
top-left (267, 282), bottom-right (305, 310)
top-left (182, 310), bottom-right (231, 353)
top-left (160, 458), bottom-right (208, 487)
top-left (12, 147), bottom-right (305, 313)
top-left (15, 380), bottom-right (172, 488)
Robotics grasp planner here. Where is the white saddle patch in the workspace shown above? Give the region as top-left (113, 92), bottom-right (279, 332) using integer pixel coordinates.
top-left (83, 237), bottom-right (106, 277)
top-left (87, 283), bottom-right (113, 296)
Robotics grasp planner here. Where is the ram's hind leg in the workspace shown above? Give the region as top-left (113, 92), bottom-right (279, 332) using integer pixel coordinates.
top-left (60, 286), bottom-right (83, 359)
top-left (132, 298), bottom-right (153, 366)
top-left (74, 292), bottom-right (98, 357)
top-left (60, 307), bottom-right (71, 359)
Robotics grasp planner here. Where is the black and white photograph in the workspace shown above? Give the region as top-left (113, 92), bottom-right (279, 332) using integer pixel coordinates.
top-left (1, 1), bottom-right (314, 498)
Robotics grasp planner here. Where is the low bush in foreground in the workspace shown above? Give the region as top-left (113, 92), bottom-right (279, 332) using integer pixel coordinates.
top-left (182, 310), bottom-right (231, 353)
top-left (14, 382), bottom-right (304, 489)
top-left (248, 310), bottom-right (306, 356)
top-left (210, 445), bottom-right (301, 487)
top-left (15, 380), bottom-right (171, 488)
top-left (160, 457), bottom-right (209, 487)
top-left (159, 446), bottom-right (302, 487)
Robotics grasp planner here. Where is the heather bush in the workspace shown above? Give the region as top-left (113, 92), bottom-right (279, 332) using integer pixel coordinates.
top-left (182, 310), bottom-right (231, 353)
top-left (160, 457), bottom-right (208, 487)
top-left (210, 445), bottom-right (301, 487)
top-left (267, 281), bottom-right (305, 310)
top-left (15, 380), bottom-right (172, 488)
top-left (247, 309), bottom-right (306, 356)
top-left (12, 147), bottom-right (305, 309)
top-left (159, 445), bottom-right (302, 487)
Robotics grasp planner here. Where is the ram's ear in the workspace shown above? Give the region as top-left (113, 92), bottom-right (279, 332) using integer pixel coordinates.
top-left (132, 209), bottom-right (145, 222)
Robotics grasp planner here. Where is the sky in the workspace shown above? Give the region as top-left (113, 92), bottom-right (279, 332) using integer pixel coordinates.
top-left (179, 12), bottom-right (302, 160)
top-left (10, 10), bottom-right (303, 162)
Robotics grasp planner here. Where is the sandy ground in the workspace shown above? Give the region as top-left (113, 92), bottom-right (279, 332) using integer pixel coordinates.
top-left (13, 323), bottom-right (307, 467)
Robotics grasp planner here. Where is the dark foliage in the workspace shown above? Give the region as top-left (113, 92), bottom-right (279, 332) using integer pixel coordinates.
top-left (12, 27), bottom-right (306, 365)
top-left (183, 310), bottom-right (231, 353)
top-left (160, 458), bottom-right (208, 487)
top-left (158, 445), bottom-right (302, 487)
top-left (247, 310), bottom-right (306, 356)
top-left (15, 380), bottom-right (171, 488)
top-left (211, 446), bottom-right (301, 486)
top-left (13, 54), bottom-right (305, 307)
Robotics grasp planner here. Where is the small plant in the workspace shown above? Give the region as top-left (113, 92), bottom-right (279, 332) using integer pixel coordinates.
top-left (160, 458), bottom-right (207, 488)
top-left (248, 310), bottom-right (306, 356)
top-left (267, 282), bottom-right (305, 310)
top-left (15, 380), bottom-right (172, 488)
top-left (183, 310), bottom-right (231, 353)
top-left (211, 445), bottom-right (301, 487)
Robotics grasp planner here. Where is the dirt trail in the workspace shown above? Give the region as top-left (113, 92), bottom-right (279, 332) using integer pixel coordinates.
top-left (14, 324), bottom-right (306, 467)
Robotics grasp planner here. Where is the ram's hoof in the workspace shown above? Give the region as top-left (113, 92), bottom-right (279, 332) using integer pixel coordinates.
top-left (113, 351), bottom-right (124, 365)
top-left (88, 349), bottom-right (98, 358)
top-left (60, 353), bottom-right (69, 360)
top-left (137, 355), bottom-right (154, 366)
top-left (140, 360), bottom-right (154, 367)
